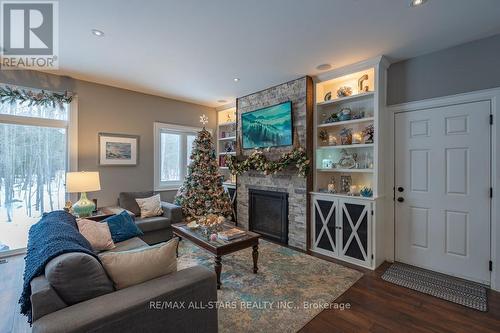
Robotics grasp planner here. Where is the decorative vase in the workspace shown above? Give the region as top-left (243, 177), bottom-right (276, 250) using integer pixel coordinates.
top-left (72, 192), bottom-right (95, 218)
top-left (360, 187), bottom-right (373, 198)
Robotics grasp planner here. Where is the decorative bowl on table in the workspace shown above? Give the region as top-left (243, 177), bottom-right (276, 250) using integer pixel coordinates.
top-left (198, 214), bottom-right (225, 240)
top-left (186, 221), bottom-right (199, 229)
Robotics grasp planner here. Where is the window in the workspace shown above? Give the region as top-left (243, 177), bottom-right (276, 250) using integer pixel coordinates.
top-left (154, 122), bottom-right (201, 190)
top-left (0, 96), bottom-right (77, 256)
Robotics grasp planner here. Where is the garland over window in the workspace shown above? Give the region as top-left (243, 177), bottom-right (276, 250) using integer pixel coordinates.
top-left (0, 85), bottom-right (73, 108)
top-left (225, 147), bottom-right (310, 177)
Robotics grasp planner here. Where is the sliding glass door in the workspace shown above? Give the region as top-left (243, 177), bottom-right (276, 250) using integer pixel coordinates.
top-left (0, 101), bottom-right (72, 255)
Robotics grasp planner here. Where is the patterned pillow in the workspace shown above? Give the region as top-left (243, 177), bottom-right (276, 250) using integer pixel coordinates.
top-left (77, 218), bottom-right (115, 251)
top-left (135, 194), bottom-right (163, 218)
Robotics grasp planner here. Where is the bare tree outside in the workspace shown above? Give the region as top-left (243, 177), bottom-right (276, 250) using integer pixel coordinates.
top-left (0, 102), bottom-right (68, 252)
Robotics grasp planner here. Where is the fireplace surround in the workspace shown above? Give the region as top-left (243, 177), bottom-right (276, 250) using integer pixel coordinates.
top-left (235, 76), bottom-right (313, 251)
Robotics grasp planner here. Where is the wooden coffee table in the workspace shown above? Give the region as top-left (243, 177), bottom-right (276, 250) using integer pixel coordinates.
top-left (172, 223), bottom-right (260, 289)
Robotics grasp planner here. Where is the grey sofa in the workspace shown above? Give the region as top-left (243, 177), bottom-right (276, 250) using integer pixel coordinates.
top-left (31, 237), bottom-right (218, 333)
top-left (104, 191), bottom-right (182, 245)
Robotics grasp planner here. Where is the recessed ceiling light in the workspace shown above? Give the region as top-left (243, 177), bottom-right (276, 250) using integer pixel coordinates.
top-left (233, 78), bottom-right (240, 82)
top-left (91, 29), bottom-right (105, 37)
top-left (217, 99), bottom-right (227, 103)
top-left (316, 63), bottom-right (332, 71)
top-left (410, 0), bottom-right (428, 7)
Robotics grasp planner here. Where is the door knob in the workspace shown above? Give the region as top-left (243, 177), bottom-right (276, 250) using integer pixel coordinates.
top-left (398, 187), bottom-right (404, 192)
top-left (397, 197), bottom-right (405, 203)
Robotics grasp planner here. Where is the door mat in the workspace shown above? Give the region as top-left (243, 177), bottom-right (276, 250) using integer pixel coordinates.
top-left (382, 262), bottom-right (487, 312)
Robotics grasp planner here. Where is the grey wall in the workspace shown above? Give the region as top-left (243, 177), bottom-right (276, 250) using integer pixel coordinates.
top-left (0, 70), bottom-right (216, 206)
top-left (387, 34), bottom-right (500, 105)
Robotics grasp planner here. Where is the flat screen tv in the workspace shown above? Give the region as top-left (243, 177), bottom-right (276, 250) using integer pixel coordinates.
top-left (241, 101), bottom-right (293, 149)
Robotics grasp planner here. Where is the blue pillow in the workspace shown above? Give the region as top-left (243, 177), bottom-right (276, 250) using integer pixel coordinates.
top-left (103, 211), bottom-right (143, 243)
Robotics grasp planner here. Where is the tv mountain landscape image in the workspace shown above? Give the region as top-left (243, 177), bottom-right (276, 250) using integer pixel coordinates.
top-left (241, 102), bottom-right (293, 149)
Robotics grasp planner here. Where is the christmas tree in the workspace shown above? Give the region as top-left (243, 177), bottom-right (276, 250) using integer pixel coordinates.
top-left (174, 115), bottom-right (233, 221)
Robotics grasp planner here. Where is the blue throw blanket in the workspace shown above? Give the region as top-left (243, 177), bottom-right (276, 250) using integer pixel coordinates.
top-left (19, 210), bottom-right (98, 324)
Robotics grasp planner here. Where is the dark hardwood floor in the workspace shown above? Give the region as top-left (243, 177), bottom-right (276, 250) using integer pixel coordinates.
top-left (300, 262), bottom-right (500, 333)
top-left (1, 255), bottom-right (499, 333)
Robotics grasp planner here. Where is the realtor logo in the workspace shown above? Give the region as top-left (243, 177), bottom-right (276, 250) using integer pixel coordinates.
top-left (1, 1), bottom-right (59, 69)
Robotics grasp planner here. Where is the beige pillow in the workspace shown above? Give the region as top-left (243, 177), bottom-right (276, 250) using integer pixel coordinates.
top-left (135, 194), bottom-right (163, 218)
top-left (98, 238), bottom-right (178, 289)
top-left (77, 218), bottom-right (115, 251)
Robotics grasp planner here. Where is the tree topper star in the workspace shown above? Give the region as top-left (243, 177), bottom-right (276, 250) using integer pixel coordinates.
top-left (200, 114), bottom-right (209, 126)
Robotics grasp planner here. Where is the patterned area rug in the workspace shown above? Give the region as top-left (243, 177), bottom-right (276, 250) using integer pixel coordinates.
top-left (178, 240), bottom-right (362, 333)
top-left (382, 262), bottom-right (488, 312)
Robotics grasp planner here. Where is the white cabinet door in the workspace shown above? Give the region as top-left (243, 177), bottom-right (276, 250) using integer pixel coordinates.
top-left (312, 194), bottom-right (373, 268)
top-left (312, 195), bottom-right (338, 256)
top-left (338, 199), bottom-right (372, 267)
top-left (395, 101), bottom-right (491, 284)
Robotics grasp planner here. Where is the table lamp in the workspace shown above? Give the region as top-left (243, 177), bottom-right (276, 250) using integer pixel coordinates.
top-left (66, 171), bottom-right (101, 217)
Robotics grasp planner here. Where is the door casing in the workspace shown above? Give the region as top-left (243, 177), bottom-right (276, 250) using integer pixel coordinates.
top-left (394, 102), bottom-right (491, 284)
top-left (387, 87), bottom-right (500, 290)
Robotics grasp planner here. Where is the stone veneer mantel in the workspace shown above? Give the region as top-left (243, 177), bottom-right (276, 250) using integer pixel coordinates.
top-left (235, 77), bottom-right (313, 251)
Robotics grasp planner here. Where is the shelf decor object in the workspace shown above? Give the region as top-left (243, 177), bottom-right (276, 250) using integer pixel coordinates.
top-left (311, 56), bottom-right (389, 270)
top-left (360, 186), bottom-right (373, 198)
top-left (217, 106), bottom-right (237, 171)
top-left (339, 128), bottom-right (353, 145)
top-left (362, 124), bottom-right (375, 144)
top-left (336, 86), bottom-right (353, 97)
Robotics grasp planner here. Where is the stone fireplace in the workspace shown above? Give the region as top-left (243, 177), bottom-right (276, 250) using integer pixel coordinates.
top-left (235, 77), bottom-right (313, 251)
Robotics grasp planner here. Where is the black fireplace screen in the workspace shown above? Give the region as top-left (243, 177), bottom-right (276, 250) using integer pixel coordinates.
top-left (248, 189), bottom-right (288, 244)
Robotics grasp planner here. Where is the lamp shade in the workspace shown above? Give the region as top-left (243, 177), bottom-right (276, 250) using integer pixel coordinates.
top-left (66, 172), bottom-right (101, 193)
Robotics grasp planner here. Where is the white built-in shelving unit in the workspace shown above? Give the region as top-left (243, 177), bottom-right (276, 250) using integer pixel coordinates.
top-left (216, 107), bottom-right (237, 174)
top-left (311, 56), bottom-right (389, 269)
top-left (216, 105), bottom-right (238, 222)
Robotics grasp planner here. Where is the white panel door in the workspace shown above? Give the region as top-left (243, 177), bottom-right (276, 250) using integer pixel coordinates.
top-left (395, 101), bottom-right (491, 284)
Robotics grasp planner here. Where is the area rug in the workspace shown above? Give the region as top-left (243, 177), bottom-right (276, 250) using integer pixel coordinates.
top-left (177, 240), bottom-right (362, 333)
top-left (382, 262), bottom-right (488, 312)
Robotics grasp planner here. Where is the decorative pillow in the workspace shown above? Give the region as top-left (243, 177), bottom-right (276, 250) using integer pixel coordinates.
top-left (135, 194), bottom-right (163, 218)
top-left (77, 218), bottom-right (115, 251)
top-left (45, 252), bottom-right (114, 305)
top-left (98, 238), bottom-right (178, 289)
top-left (103, 211), bottom-right (143, 243)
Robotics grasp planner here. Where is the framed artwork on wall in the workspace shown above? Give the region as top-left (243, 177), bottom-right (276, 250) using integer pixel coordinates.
top-left (98, 133), bottom-right (139, 166)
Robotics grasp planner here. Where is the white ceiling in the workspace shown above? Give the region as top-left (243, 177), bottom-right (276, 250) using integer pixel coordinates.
top-left (52, 0), bottom-right (500, 107)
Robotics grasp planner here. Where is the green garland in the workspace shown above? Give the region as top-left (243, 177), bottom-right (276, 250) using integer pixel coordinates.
top-left (0, 85), bottom-right (73, 108)
top-left (226, 147), bottom-right (310, 177)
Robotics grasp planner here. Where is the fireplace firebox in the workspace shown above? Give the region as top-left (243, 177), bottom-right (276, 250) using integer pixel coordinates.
top-left (248, 189), bottom-right (288, 245)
